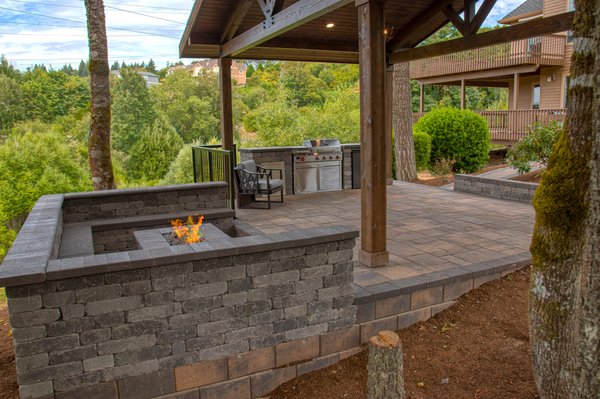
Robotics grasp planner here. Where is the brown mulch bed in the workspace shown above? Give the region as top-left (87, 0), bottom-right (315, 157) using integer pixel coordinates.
top-left (269, 267), bottom-right (538, 399)
top-left (511, 170), bottom-right (543, 184)
top-left (0, 269), bottom-right (537, 399)
top-left (414, 160), bottom-right (509, 187)
top-left (0, 304), bottom-right (17, 399)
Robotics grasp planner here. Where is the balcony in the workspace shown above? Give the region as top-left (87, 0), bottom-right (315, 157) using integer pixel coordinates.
top-left (413, 109), bottom-right (567, 143)
top-left (410, 35), bottom-right (566, 80)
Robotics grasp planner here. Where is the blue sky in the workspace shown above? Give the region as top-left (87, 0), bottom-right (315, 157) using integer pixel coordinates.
top-left (0, 0), bottom-right (525, 70)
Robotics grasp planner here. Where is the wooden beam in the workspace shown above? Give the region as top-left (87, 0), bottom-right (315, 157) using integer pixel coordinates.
top-left (468, 0), bottom-right (497, 35)
top-left (387, 0), bottom-right (453, 52)
top-left (512, 72), bottom-right (520, 110)
top-left (357, 0), bottom-right (388, 268)
top-left (179, 0), bottom-right (205, 57)
top-left (220, 0), bottom-right (254, 43)
top-left (239, 46), bottom-right (358, 63)
top-left (443, 5), bottom-right (467, 36)
top-left (414, 64), bottom-right (539, 85)
top-left (389, 11), bottom-right (574, 63)
top-left (219, 58), bottom-right (234, 153)
top-left (221, 0), bottom-right (353, 57)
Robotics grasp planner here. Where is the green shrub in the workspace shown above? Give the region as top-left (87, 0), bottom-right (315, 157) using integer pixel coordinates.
top-left (506, 121), bottom-right (562, 174)
top-left (414, 107), bottom-right (490, 173)
top-left (413, 131), bottom-right (432, 170)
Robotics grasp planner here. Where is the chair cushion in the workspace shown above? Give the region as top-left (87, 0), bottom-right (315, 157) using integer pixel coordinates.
top-left (239, 160), bottom-right (257, 173)
top-left (258, 179), bottom-right (283, 191)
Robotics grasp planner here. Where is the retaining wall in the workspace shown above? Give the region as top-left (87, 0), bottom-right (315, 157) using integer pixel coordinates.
top-left (454, 174), bottom-right (538, 202)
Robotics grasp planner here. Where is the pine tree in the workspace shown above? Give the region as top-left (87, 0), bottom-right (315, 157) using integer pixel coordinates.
top-left (147, 59), bottom-right (157, 73)
top-left (111, 61), bottom-right (120, 71)
top-left (78, 60), bottom-right (88, 77)
top-left (246, 64), bottom-right (255, 78)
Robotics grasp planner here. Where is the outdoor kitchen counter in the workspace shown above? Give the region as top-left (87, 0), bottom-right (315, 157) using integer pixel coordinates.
top-left (239, 144), bottom-right (360, 193)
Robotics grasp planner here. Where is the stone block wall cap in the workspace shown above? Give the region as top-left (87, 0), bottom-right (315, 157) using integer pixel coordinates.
top-left (2, 224), bottom-right (358, 286)
top-left (63, 182), bottom-right (228, 200)
top-left (239, 146), bottom-right (307, 153)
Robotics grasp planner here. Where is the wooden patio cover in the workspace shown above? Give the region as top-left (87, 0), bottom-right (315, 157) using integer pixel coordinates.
top-left (179, 0), bottom-right (573, 267)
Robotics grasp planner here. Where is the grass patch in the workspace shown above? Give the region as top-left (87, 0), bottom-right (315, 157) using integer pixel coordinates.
top-left (0, 288), bottom-right (5, 304)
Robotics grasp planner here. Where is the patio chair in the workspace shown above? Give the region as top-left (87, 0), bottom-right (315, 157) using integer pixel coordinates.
top-left (234, 160), bottom-right (284, 209)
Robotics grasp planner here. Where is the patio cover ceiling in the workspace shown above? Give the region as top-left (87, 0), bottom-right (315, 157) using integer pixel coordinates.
top-left (180, 0), bottom-right (473, 63)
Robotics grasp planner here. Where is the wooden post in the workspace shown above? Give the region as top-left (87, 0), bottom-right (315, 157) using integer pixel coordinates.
top-left (460, 79), bottom-right (466, 109)
top-left (357, 0), bottom-right (389, 268)
top-left (367, 331), bottom-right (406, 399)
top-left (219, 57), bottom-right (234, 152)
top-left (419, 83), bottom-right (424, 113)
top-left (385, 65), bottom-right (393, 185)
top-left (512, 72), bottom-right (520, 110)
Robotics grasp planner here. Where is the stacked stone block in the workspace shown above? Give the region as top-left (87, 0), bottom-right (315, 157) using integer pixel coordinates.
top-left (454, 174), bottom-right (538, 203)
top-left (62, 183), bottom-right (229, 223)
top-left (5, 237), bottom-right (356, 399)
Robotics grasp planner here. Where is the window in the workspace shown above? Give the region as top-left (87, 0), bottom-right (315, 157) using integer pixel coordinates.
top-left (569, 0), bottom-right (575, 11)
top-left (533, 84), bottom-right (540, 109)
top-left (563, 76), bottom-right (570, 108)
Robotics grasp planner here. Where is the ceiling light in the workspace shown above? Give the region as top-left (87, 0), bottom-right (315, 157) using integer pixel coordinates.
top-left (326, 23), bottom-right (335, 28)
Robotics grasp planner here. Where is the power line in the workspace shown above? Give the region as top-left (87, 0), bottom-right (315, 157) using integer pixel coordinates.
top-left (8, 53), bottom-right (179, 61)
top-left (0, 6), bottom-right (183, 38)
top-left (0, 32), bottom-right (179, 38)
top-left (2, 0), bottom-right (189, 14)
top-left (0, 20), bottom-right (183, 31)
top-left (3, 0), bottom-right (187, 25)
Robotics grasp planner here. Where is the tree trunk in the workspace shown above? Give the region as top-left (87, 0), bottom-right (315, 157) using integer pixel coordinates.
top-left (392, 63), bottom-right (417, 182)
top-left (85, 0), bottom-right (115, 190)
top-left (529, 1), bottom-right (599, 398)
top-left (367, 330), bottom-right (406, 399)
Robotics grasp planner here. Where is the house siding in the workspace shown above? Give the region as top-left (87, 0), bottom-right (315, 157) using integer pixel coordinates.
top-left (540, 67), bottom-right (563, 109)
top-left (543, 0), bottom-right (567, 17)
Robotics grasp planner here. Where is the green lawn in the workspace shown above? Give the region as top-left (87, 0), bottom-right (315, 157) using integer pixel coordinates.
top-left (0, 288), bottom-right (5, 304)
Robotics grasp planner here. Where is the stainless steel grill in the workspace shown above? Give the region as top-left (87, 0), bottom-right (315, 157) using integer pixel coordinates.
top-left (293, 139), bottom-right (343, 194)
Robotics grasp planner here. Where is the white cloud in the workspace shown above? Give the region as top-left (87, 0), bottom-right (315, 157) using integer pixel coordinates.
top-left (0, 0), bottom-right (528, 70)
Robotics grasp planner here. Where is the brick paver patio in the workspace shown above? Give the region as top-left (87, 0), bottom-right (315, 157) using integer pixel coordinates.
top-left (236, 181), bottom-right (535, 290)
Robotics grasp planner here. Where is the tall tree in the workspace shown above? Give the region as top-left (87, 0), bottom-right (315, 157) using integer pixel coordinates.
top-left (146, 59), bottom-right (157, 73)
top-left (78, 60), bottom-right (88, 77)
top-left (84, 0), bottom-right (115, 190)
top-left (529, 0), bottom-right (599, 397)
top-left (392, 63), bottom-right (417, 182)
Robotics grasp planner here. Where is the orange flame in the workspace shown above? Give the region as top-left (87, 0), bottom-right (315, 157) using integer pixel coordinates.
top-left (170, 215), bottom-right (204, 244)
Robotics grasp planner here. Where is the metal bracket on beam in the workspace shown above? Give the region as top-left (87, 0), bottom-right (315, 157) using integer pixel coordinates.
top-left (262, 16), bottom-right (275, 29)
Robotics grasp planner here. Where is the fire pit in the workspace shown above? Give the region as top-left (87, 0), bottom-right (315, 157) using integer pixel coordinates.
top-left (134, 221), bottom-right (230, 250)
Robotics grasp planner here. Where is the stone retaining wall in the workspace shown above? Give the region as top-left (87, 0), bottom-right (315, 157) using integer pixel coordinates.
top-left (62, 183), bottom-right (229, 223)
top-left (3, 222), bottom-right (358, 398)
top-left (454, 174), bottom-right (538, 202)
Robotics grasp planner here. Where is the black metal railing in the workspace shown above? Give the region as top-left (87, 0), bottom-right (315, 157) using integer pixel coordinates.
top-left (192, 145), bottom-right (237, 209)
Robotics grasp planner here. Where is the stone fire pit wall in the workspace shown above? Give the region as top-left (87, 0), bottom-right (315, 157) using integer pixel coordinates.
top-left (2, 220), bottom-right (358, 398)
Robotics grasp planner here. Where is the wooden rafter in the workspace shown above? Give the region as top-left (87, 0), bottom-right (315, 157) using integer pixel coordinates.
top-left (220, 0), bottom-right (353, 58)
top-left (389, 11), bottom-right (574, 63)
top-left (387, 0), bottom-right (454, 52)
top-left (443, 0), bottom-right (497, 37)
top-left (220, 0), bottom-right (254, 43)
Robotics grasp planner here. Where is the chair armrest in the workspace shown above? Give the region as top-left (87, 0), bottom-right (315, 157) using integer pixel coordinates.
top-left (257, 166), bottom-right (283, 179)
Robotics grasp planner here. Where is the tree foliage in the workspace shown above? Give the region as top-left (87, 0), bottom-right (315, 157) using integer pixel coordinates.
top-left (126, 115), bottom-right (183, 182)
top-left (111, 68), bottom-right (156, 152)
top-left (414, 107), bottom-right (490, 173)
top-left (0, 75), bottom-right (26, 131)
top-left (506, 121), bottom-right (562, 174)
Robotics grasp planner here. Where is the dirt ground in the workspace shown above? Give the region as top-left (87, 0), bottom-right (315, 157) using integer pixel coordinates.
top-left (415, 153), bottom-right (508, 187)
top-left (512, 170), bottom-right (543, 184)
top-left (269, 267), bottom-right (538, 399)
top-left (0, 304), bottom-right (17, 399)
top-left (0, 269), bottom-right (536, 399)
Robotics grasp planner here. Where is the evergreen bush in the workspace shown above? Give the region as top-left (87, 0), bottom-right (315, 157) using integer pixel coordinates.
top-left (414, 107), bottom-right (490, 173)
top-left (412, 130), bottom-right (432, 170)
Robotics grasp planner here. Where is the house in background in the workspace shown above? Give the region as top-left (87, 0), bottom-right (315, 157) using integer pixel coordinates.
top-left (167, 60), bottom-right (247, 85)
top-left (110, 70), bottom-right (160, 88)
top-left (411, 0), bottom-right (574, 143)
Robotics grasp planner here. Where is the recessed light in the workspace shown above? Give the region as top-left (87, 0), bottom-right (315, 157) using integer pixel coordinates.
top-left (326, 23), bottom-right (335, 28)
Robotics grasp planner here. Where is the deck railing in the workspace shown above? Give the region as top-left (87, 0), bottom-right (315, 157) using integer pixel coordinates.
top-left (410, 35), bottom-right (566, 79)
top-left (412, 109), bottom-right (567, 142)
top-left (192, 145), bottom-right (237, 209)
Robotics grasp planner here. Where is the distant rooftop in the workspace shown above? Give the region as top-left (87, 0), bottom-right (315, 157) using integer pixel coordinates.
top-left (501, 0), bottom-right (544, 22)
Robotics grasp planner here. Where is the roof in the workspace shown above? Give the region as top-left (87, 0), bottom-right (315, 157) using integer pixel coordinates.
top-left (499, 0), bottom-right (543, 23)
top-left (179, 0), bottom-right (472, 64)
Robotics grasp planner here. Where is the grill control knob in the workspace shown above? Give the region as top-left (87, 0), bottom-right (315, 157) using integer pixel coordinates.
top-left (329, 156), bottom-right (333, 159)
top-left (315, 156), bottom-right (319, 160)
top-left (336, 155), bottom-right (340, 159)
top-left (300, 157), bottom-right (305, 161)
